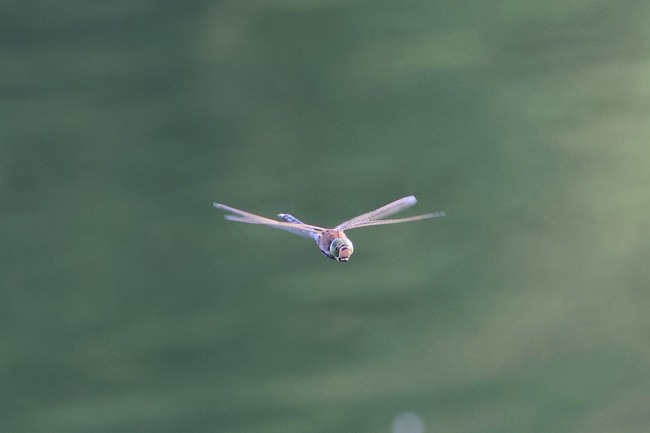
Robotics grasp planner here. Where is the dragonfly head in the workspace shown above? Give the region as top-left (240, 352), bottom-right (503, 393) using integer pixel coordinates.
top-left (329, 238), bottom-right (354, 262)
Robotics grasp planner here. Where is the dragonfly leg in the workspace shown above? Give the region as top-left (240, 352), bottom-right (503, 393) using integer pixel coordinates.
top-left (320, 249), bottom-right (336, 260)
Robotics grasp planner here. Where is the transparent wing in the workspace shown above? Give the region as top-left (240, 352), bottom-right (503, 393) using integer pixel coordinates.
top-left (339, 211), bottom-right (445, 231)
top-left (336, 196), bottom-right (420, 230)
top-left (214, 203), bottom-right (324, 240)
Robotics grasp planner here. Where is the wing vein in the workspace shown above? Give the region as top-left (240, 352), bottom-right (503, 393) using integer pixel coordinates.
top-left (335, 196), bottom-right (419, 230)
top-left (214, 203), bottom-right (324, 240)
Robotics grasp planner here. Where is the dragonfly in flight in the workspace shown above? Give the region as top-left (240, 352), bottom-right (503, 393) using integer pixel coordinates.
top-left (214, 196), bottom-right (444, 262)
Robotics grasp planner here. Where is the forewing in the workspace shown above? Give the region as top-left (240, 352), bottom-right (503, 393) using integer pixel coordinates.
top-left (335, 196), bottom-right (419, 230)
top-left (339, 211), bottom-right (445, 231)
top-left (214, 203), bottom-right (324, 239)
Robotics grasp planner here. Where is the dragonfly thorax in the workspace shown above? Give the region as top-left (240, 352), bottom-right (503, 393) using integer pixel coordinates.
top-left (317, 230), bottom-right (353, 262)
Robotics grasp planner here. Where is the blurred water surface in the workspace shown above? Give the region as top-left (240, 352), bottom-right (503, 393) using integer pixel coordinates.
top-left (2, 0), bottom-right (650, 432)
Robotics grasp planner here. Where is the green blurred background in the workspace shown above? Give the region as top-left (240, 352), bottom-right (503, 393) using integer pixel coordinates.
top-left (2, 0), bottom-right (650, 432)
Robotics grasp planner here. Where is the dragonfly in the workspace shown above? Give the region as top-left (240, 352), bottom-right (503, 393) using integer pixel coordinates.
top-left (213, 196), bottom-right (444, 262)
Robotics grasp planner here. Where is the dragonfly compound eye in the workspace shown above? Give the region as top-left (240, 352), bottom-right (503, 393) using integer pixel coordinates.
top-left (329, 238), bottom-right (354, 260)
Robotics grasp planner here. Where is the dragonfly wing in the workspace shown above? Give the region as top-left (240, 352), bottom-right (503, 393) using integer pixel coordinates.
top-left (214, 203), bottom-right (324, 240)
top-left (335, 196), bottom-right (419, 230)
top-left (340, 211), bottom-right (445, 231)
